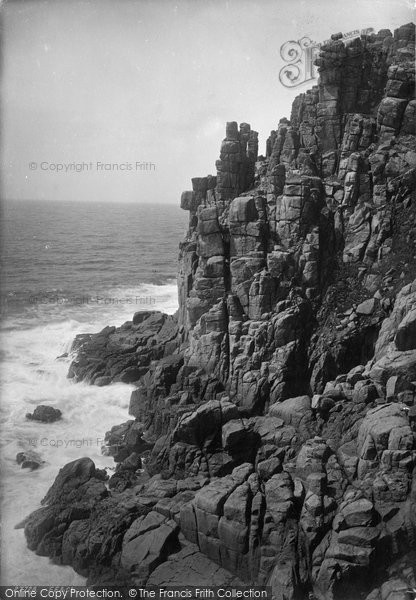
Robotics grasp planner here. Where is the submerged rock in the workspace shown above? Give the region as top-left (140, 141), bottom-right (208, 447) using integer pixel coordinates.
top-left (26, 405), bottom-right (62, 423)
top-left (16, 450), bottom-right (44, 470)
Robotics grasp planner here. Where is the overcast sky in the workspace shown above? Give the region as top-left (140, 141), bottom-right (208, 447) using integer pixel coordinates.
top-left (1, 0), bottom-right (414, 204)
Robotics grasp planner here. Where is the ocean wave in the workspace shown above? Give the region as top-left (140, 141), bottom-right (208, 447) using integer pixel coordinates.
top-left (1, 280), bottom-right (179, 328)
top-left (0, 278), bottom-right (179, 583)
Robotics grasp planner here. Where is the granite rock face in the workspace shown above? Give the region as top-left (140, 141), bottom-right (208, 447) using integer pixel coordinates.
top-left (68, 311), bottom-right (180, 385)
top-left (30, 23), bottom-right (416, 599)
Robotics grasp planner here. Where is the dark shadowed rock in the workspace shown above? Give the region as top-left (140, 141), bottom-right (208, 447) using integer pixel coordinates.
top-left (147, 543), bottom-right (243, 586)
top-left (41, 457), bottom-right (104, 505)
top-left (68, 312), bottom-right (180, 385)
top-left (395, 308), bottom-right (416, 350)
top-left (16, 450), bottom-right (44, 470)
top-left (120, 511), bottom-right (180, 582)
top-left (26, 405), bottom-right (62, 423)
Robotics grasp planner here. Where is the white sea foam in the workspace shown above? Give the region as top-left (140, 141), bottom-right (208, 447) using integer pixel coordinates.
top-left (0, 282), bottom-right (179, 584)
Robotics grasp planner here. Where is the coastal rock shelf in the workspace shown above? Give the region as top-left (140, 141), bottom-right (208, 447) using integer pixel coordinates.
top-left (25, 24), bottom-right (416, 600)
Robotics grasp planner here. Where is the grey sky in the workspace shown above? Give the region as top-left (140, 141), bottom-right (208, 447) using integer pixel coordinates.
top-left (2, 0), bottom-right (414, 203)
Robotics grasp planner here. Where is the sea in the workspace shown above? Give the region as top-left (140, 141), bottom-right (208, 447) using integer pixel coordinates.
top-left (0, 199), bottom-right (188, 585)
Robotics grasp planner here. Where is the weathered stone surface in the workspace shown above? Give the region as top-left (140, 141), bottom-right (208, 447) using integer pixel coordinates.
top-left (173, 399), bottom-right (239, 446)
top-left (395, 308), bottom-right (416, 350)
top-left (356, 298), bottom-right (378, 315)
top-left (147, 544), bottom-right (243, 586)
top-left (26, 405), bottom-right (62, 423)
top-left (68, 312), bottom-right (180, 385)
top-left (16, 450), bottom-right (44, 470)
top-left (23, 21), bottom-right (416, 600)
top-left (120, 512), bottom-right (179, 581)
top-left (374, 281), bottom-right (416, 360)
top-left (357, 403), bottom-right (413, 483)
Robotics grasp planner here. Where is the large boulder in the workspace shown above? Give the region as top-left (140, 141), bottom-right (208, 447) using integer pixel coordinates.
top-left (147, 544), bottom-right (243, 586)
top-left (395, 308), bottom-right (416, 351)
top-left (172, 399), bottom-right (239, 446)
top-left (16, 450), bottom-right (44, 470)
top-left (357, 403), bottom-right (413, 482)
top-left (374, 281), bottom-right (416, 360)
top-left (120, 511), bottom-right (179, 581)
top-left (41, 457), bottom-right (105, 505)
top-left (26, 405), bottom-right (62, 423)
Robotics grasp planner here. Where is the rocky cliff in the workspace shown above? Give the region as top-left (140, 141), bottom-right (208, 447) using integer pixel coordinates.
top-left (24, 24), bottom-right (416, 600)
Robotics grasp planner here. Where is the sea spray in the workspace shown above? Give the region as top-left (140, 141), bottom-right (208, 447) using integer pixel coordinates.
top-left (0, 282), bottom-right (179, 584)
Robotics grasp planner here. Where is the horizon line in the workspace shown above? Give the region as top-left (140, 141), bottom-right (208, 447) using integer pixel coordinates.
top-left (0, 198), bottom-right (184, 206)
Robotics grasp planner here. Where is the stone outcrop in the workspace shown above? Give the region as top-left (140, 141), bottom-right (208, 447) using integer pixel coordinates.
top-left (16, 450), bottom-right (44, 470)
top-left (27, 22), bottom-right (416, 600)
top-left (68, 311), bottom-right (180, 385)
top-left (26, 405), bottom-right (62, 423)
